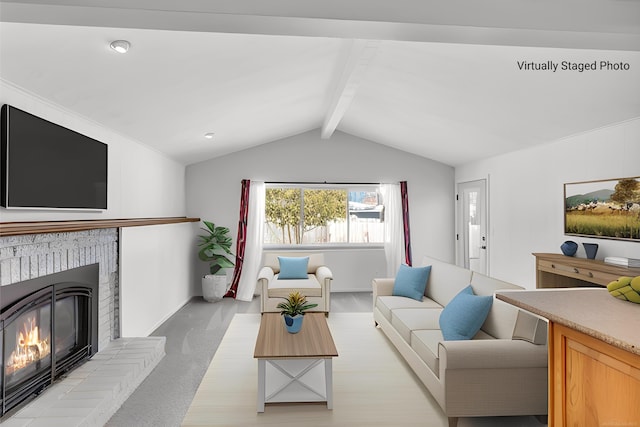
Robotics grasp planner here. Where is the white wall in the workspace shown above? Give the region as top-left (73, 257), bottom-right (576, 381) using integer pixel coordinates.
top-left (456, 119), bottom-right (640, 290)
top-left (1, 82), bottom-right (193, 337)
top-left (120, 222), bottom-right (198, 337)
top-left (186, 129), bottom-right (455, 293)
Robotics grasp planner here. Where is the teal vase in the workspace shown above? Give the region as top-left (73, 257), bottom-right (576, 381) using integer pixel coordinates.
top-left (283, 314), bottom-right (304, 334)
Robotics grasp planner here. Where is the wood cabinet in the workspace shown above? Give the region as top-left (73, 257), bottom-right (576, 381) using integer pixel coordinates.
top-left (533, 253), bottom-right (640, 289)
top-left (550, 323), bottom-right (640, 426)
top-left (496, 289), bottom-right (640, 427)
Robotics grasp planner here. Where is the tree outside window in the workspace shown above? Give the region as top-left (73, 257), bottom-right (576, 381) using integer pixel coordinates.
top-left (264, 185), bottom-right (383, 246)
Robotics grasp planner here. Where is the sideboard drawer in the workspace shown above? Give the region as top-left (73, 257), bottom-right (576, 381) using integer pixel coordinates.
top-left (539, 259), bottom-right (575, 275)
top-left (538, 259), bottom-right (610, 286)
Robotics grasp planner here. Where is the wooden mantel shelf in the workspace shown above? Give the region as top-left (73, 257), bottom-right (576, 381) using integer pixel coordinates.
top-left (0, 217), bottom-right (201, 237)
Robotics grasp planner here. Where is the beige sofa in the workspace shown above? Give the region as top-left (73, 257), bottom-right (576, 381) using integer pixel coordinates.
top-left (258, 252), bottom-right (332, 313)
top-left (373, 256), bottom-right (548, 427)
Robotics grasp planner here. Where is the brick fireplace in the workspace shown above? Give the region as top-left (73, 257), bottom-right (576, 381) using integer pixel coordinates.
top-left (0, 228), bottom-right (120, 349)
top-left (0, 227), bottom-right (168, 425)
top-left (0, 217), bottom-right (194, 425)
top-left (0, 230), bottom-right (119, 418)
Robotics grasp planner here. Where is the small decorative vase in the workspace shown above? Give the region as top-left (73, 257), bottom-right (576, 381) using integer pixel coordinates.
top-left (560, 241), bottom-right (578, 257)
top-left (283, 314), bottom-right (304, 334)
top-left (583, 243), bottom-right (599, 260)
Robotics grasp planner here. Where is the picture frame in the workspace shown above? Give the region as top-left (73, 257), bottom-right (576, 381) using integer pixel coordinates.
top-left (564, 176), bottom-right (640, 242)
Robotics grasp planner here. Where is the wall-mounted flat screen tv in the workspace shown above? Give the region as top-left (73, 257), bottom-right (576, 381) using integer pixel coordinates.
top-left (1, 104), bottom-right (108, 210)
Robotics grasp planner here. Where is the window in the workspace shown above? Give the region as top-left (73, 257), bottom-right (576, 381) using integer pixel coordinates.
top-left (264, 184), bottom-right (384, 246)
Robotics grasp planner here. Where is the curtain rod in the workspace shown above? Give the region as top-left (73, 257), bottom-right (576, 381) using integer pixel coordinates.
top-left (266, 181), bottom-right (381, 185)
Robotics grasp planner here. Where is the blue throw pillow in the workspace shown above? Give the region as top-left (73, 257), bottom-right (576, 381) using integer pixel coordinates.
top-left (278, 256), bottom-right (309, 279)
top-left (439, 285), bottom-right (493, 340)
top-left (392, 264), bottom-right (432, 301)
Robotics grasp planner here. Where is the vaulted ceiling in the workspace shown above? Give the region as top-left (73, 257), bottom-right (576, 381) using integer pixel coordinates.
top-left (1, 0), bottom-right (639, 166)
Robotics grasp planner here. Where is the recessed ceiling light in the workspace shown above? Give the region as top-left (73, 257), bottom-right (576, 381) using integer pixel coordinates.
top-left (204, 133), bottom-right (215, 139)
top-left (110, 40), bottom-right (130, 54)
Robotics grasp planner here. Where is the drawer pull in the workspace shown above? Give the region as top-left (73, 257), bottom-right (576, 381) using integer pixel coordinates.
top-left (588, 272), bottom-right (593, 278)
top-left (551, 264), bottom-right (556, 269)
top-left (574, 268), bottom-right (579, 274)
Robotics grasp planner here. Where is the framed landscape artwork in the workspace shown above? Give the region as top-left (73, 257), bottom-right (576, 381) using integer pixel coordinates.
top-left (564, 176), bottom-right (640, 242)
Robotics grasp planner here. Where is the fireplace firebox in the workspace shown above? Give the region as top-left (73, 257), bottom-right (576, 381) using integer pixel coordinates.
top-left (1, 264), bottom-right (98, 418)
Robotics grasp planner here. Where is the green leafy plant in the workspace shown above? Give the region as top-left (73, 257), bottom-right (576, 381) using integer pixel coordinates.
top-left (197, 221), bottom-right (235, 275)
top-left (276, 291), bottom-right (318, 316)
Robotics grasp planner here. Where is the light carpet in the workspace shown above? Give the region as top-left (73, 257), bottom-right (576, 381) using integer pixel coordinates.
top-left (181, 313), bottom-right (544, 427)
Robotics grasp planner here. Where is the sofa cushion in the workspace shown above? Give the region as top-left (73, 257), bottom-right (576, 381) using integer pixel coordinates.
top-left (469, 271), bottom-right (522, 296)
top-left (412, 327), bottom-right (497, 378)
top-left (469, 271), bottom-right (523, 339)
top-left (278, 256), bottom-right (309, 279)
top-left (512, 309), bottom-right (548, 344)
top-left (481, 298), bottom-right (519, 340)
top-left (393, 264), bottom-right (432, 301)
top-left (411, 329), bottom-right (443, 376)
top-left (268, 274), bottom-right (322, 298)
top-left (376, 295), bottom-right (442, 321)
top-left (391, 308), bottom-right (442, 343)
top-left (421, 256), bottom-right (473, 306)
top-left (439, 285), bottom-right (493, 340)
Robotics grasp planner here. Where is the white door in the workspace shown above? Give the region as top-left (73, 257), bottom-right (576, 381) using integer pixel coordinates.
top-left (457, 179), bottom-right (488, 275)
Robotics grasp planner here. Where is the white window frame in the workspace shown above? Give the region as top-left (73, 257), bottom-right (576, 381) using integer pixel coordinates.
top-left (263, 183), bottom-right (384, 250)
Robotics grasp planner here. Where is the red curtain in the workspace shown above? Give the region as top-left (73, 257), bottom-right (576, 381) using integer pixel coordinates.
top-left (400, 181), bottom-right (412, 266)
top-left (225, 179), bottom-right (250, 298)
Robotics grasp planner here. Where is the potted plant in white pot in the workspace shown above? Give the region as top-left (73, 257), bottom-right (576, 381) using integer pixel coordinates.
top-left (197, 221), bottom-right (235, 302)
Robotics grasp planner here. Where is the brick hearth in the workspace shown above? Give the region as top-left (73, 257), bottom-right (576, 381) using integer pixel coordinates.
top-left (1, 337), bottom-right (165, 427)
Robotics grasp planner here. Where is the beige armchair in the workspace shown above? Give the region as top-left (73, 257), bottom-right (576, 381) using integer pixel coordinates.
top-left (258, 252), bottom-right (332, 313)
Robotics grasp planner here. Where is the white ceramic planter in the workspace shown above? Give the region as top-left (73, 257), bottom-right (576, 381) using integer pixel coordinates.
top-left (202, 274), bottom-right (228, 302)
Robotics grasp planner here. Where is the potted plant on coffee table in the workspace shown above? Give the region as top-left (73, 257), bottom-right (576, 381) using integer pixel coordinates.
top-left (276, 291), bottom-right (318, 334)
top-left (197, 220), bottom-right (235, 302)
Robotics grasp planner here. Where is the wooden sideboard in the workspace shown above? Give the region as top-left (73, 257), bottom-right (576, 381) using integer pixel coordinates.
top-left (533, 252), bottom-right (640, 289)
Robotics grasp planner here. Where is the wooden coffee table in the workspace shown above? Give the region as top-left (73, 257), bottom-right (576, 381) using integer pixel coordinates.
top-left (253, 312), bottom-right (338, 412)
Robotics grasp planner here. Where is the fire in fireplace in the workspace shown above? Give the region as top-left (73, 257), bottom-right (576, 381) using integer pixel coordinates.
top-left (1, 264), bottom-right (98, 418)
top-left (5, 309), bottom-right (51, 377)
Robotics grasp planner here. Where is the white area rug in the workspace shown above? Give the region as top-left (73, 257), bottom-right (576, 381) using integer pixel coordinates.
top-left (181, 313), bottom-right (544, 427)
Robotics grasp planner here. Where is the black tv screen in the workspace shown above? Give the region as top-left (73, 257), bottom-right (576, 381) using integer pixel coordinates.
top-left (1, 105), bottom-right (108, 210)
